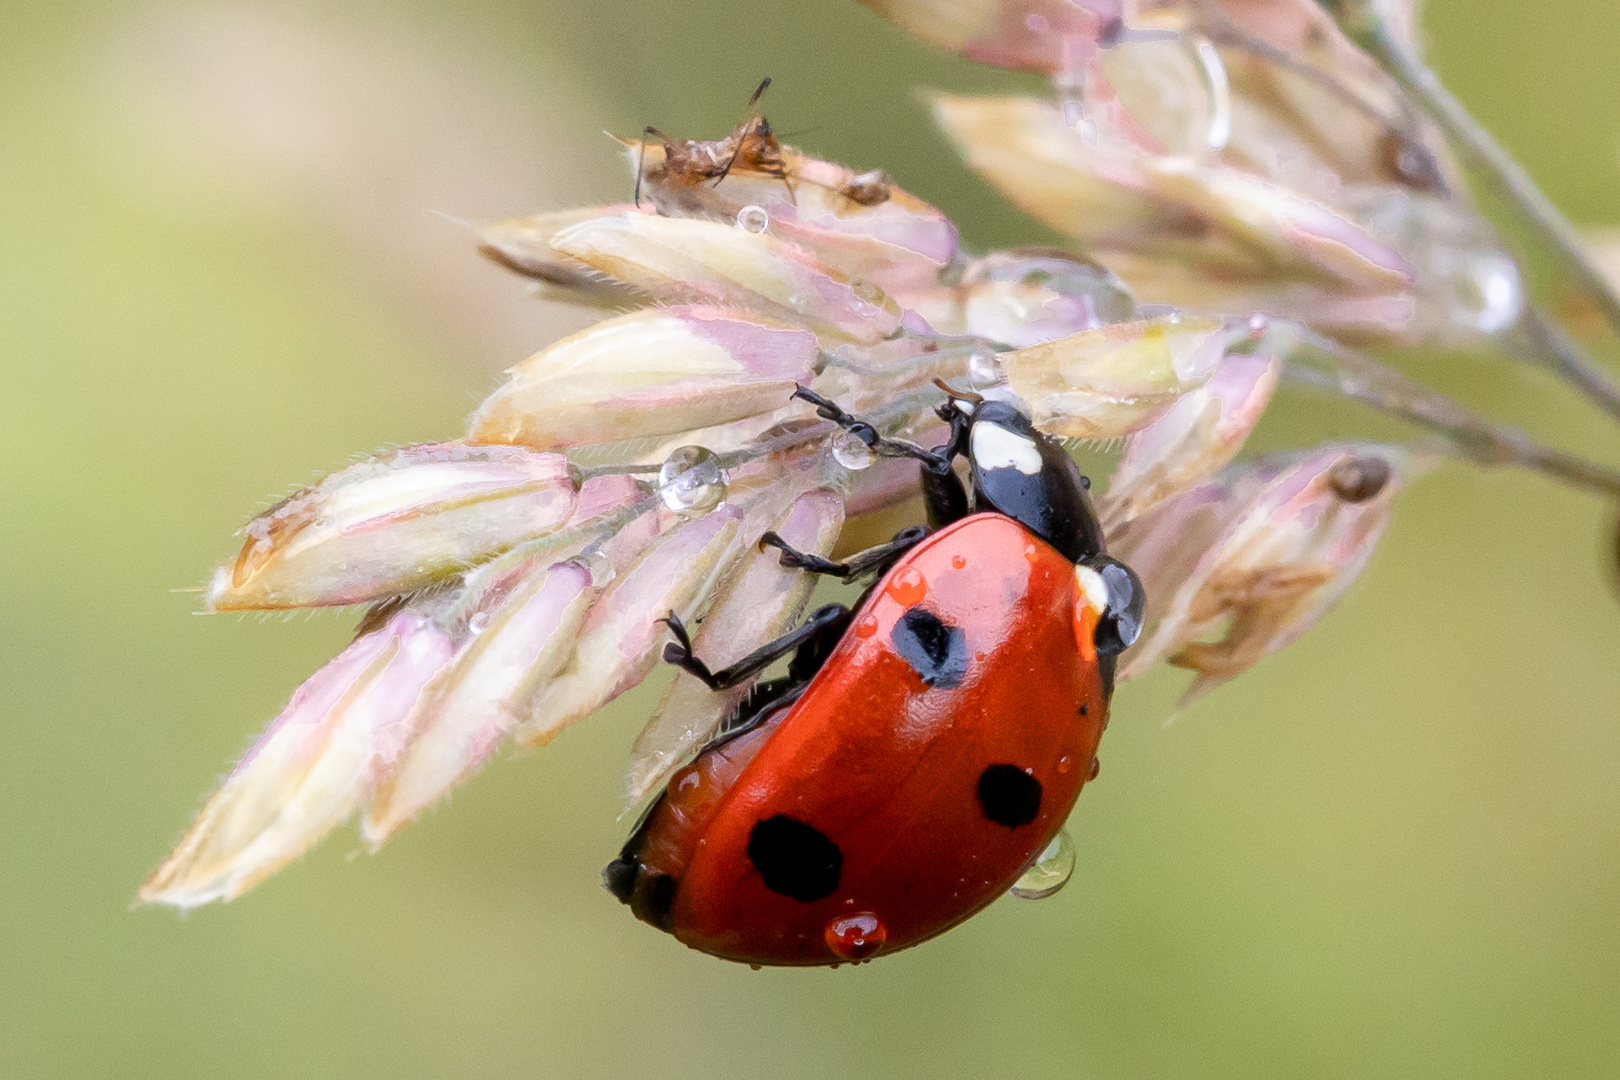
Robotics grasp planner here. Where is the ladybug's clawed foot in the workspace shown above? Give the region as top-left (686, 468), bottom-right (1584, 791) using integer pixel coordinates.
top-left (758, 530), bottom-right (805, 564)
top-left (660, 611), bottom-right (723, 690)
top-left (759, 531), bottom-right (845, 577)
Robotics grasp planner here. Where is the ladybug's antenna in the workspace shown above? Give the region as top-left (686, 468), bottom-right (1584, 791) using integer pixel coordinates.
top-left (933, 378), bottom-right (983, 406)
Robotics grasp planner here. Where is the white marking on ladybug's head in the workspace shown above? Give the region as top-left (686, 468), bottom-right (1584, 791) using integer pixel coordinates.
top-left (971, 421), bottom-right (1043, 476)
top-left (1074, 564), bottom-right (1109, 615)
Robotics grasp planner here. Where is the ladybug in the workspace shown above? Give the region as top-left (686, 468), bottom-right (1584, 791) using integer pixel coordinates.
top-left (604, 383), bottom-right (1144, 966)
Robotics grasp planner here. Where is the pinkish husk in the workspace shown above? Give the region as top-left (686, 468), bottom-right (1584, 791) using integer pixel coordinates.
top-left (477, 204), bottom-right (649, 305)
top-left (1103, 349), bottom-right (1280, 527)
top-left (1000, 315), bottom-right (1227, 438)
top-left (628, 141), bottom-right (959, 278)
top-left (549, 214), bottom-right (903, 344)
top-left (1110, 445), bottom-right (1404, 699)
top-left (207, 444), bottom-right (577, 611)
top-left (909, 251), bottom-right (1137, 347)
top-left (625, 489), bottom-right (846, 802)
top-left (361, 477), bottom-right (661, 843)
top-left (932, 95), bottom-right (1414, 294)
top-left (513, 505), bottom-right (748, 748)
top-left (468, 306), bottom-right (818, 450)
top-left (858, 0), bottom-right (1121, 75)
top-left (139, 611), bottom-right (453, 908)
top-left (363, 561), bottom-right (595, 845)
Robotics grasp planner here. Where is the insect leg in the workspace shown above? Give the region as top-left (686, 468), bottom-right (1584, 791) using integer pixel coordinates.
top-left (758, 526), bottom-right (928, 582)
top-left (634, 127), bottom-right (654, 208)
top-left (794, 386), bottom-right (973, 528)
top-left (660, 604), bottom-right (852, 691)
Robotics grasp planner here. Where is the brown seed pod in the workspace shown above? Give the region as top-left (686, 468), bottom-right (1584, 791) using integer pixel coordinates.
top-left (1327, 455), bottom-right (1393, 502)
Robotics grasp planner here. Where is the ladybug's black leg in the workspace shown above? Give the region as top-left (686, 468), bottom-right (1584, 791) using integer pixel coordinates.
top-left (758, 525), bottom-right (928, 582)
top-left (685, 597), bottom-right (857, 754)
top-left (795, 387), bottom-right (950, 469)
top-left (661, 604), bottom-right (853, 692)
top-left (794, 385), bottom-right (972, 528)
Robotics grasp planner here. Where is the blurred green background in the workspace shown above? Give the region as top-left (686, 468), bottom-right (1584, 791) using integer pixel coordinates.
top-left (4, 0), bottom-right (1620, 1076)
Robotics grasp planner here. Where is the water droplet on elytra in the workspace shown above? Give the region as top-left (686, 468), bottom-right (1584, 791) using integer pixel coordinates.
top-left (854, 614), bottom-right (878, 638)
top-left (1010, 829), bottom-right (1075, 900)
top-left (1088, 756), bottom-right (1100, 781)
top-left (886, 567), bottom-right (927, 605)
top-left (658, 445), bottom-right (727, 515)
top-left (825, 912), bottom-right (886, 960)
top-left (951, 555), bottom-right (967, 569)
top-left (831, 429), bottom-right (874, 471)
top-left (735, 204), bottom-right (769, 233)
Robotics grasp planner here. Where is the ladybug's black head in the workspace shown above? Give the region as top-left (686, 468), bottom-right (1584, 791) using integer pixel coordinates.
top-left (941, 394), bottom-right (1103, 564)
top-left (942, 391), bottom-right (1144, 659)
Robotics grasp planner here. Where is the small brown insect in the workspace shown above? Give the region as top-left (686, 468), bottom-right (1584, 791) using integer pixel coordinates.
top-left (839, 168), bottom-right (892, 207)
top-left (636, 78), bottom-right (792, 213)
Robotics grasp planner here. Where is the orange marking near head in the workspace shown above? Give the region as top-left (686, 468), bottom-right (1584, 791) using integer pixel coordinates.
top-left (1073, 599), bottom-right (1099, 664)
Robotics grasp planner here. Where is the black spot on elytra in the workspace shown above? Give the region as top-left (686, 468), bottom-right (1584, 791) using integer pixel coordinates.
top-left (891, 606), bottom-right (969, 688)
top-left (747, 815), bottom-right (842, 901)
top-left (977, 764), bottom-right (1042, 827)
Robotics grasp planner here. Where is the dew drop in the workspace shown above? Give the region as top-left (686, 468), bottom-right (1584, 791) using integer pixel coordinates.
top-left (466, 611), bottom-right (490, 636)
top-left (854, 614), bottom-right (878, 638)
top-left (831, 429), bottom-right (874, 471)
top-left (886, 567), bottom-right (927, 606)
top-left (1446, 252), bottom-right (1523, 335)
top-left (967, 350), bottom-right (1003, 388)
top-left (951, 554), bottom-right (967, 570)
top-left (658, 445), bottom-right (727, 515)
top-left (824, 912), bottom-right (887, 960)
top-left (1057, 754), bottom-right (1072, 775)
top-left (581, 550), bottom-right (615, 587)
top-left (1088, 756), bottom-right (1101, 781)
top-left (735, 204), bottom-right (770, 233)
top-left (1010, 829), bottom-right (1075, 900)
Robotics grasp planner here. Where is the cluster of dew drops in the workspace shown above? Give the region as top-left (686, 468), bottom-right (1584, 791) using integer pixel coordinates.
top-left (646, 203), bottom-right (1081, 908)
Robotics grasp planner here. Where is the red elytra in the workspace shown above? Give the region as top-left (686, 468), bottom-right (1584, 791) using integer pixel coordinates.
top-left (623, 514), bottom-right (1108, 966)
